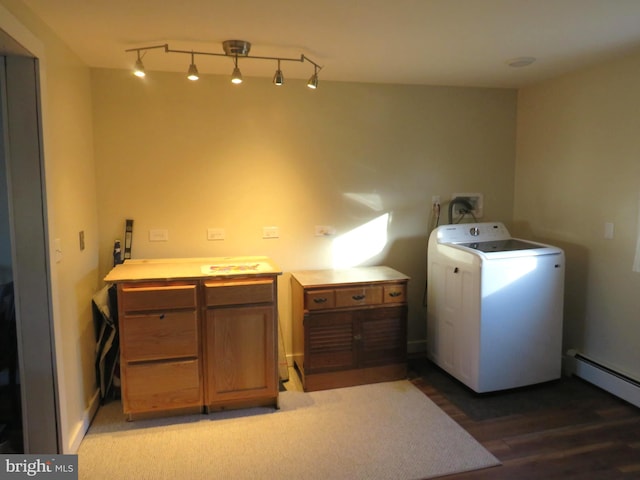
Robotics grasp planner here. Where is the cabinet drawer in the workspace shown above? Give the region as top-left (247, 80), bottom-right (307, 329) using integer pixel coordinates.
top-left (335, 286), bottom-right (382, 308)
top-left (205, 279), bottom-right (274, 306)
top-left (122, 311), bottom-right (199, 361)
top-left (305, 290), bottom-right (336, 310)
top-left (383, 284), bottom-right (407, 304)
top-left (124, 359), bottom-right (201, 412)
top-left (120, 284), bottom-right (197, 312)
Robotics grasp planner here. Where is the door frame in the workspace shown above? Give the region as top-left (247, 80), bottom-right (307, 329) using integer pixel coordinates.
top-left (0, 5), bottom-right (61, 454)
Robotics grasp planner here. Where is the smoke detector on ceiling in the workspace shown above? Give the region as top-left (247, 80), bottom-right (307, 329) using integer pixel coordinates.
top-left (506, 57), bottom-right (537, 68)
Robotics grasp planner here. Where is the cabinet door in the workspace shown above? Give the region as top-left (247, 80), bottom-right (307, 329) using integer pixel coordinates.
top-left (358, 306), bottom-right (407, 367)
top-left (205, 305), bottom-right (277, 404)
top-left (304, 311), bottom-right (357, 373)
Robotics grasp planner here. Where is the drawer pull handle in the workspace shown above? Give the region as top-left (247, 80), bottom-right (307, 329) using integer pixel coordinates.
top-left (159, 313), bottom-right (166, 319)
top-left (352, 294), bottom-right (366, 301)
top-left (389, 291), bottom-right (402, 297)
top-left (313, 297), bottom-right (328, 304)
top-left (353, 334), bottom-right (362, 341)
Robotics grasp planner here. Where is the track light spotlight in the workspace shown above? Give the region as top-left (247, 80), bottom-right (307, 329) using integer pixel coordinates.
top-left (187, 52), bottom-right (199, 81)
top-left (273, 59), bottom-right (284, 86)
top-left (187, 63), bottom-right (199, 81)
top-left (231, 55), bottom-right (243, 84)
top-left (133, 52), bottom-right (145, 78)
top-left (307, 66), bottom-right (319, 89)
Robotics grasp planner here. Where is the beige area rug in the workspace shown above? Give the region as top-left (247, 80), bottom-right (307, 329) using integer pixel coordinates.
top-left (78, 380), bottom-right (500, 479)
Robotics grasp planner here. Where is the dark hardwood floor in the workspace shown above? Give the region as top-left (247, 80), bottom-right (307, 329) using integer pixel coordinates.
top-left (408, 358), bottom-right (640, 479)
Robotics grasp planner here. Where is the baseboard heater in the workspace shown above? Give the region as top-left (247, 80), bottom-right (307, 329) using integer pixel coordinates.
top-left (566, 350), bottom-right (640, 409)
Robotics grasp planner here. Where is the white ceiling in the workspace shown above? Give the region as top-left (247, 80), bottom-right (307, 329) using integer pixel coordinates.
top-left (17, 0), bottom-right (640, 88)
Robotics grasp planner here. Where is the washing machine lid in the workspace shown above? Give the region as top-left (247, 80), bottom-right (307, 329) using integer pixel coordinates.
top-left (433, 222), bottom-right (563, 258)
top-left (459, 239), bottom-right (541, 252)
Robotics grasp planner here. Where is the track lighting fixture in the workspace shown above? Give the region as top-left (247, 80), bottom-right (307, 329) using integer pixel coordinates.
top-left (273, 59), bottom-right (284, 86)
top-left (187, 52), bottom-right (199, 81)
top-left (126, 40), bottom-right (322, 89)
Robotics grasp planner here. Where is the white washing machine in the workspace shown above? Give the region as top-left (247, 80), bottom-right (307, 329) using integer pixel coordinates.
top-left (426, 222), bottom-right (564, 393)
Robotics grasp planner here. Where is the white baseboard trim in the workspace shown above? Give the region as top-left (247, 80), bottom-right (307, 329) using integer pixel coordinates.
top-left (66, 388), bottom-right (101, 453)
top-left (564, 350), bottom-right (640, 409)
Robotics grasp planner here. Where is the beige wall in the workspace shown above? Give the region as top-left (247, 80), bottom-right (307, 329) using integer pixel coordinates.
top-left (43, 33), bottom-right (99, 453)
top-left (1, 0), bottom-right (100, 453)
top-left (515, 48), bottom-right (640, 380)
top-left (92, 68), bottom-right (517, 357)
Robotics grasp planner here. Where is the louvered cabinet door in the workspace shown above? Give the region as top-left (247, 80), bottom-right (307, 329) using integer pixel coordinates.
top-left (359, 305), bottom-right (407, 367)
top-left (304, 311), bottom-right (357, 373)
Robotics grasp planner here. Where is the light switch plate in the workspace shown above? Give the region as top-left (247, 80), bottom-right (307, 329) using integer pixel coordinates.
top-left (604, 222), bottom-right (614, 240)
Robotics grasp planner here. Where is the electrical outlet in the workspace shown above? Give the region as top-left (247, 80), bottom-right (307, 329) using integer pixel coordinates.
top-left (262, 226), bottom-right (280, 239)
top-left (149, 229), bottom-right (169, 241)
top-left (451, 193), bottom-right (483, 218)
top-left (207, 228), bottom-right (225, 241)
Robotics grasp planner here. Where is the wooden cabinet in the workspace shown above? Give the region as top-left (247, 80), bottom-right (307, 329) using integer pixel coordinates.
top-left (203, 279), bottom-right (278, 410)
top-left (106, 257), bottom-right (281, 419)
top-left (291, 266), bottom-right (409, 391)
top-left (118, 282), bottom-right (202, 418)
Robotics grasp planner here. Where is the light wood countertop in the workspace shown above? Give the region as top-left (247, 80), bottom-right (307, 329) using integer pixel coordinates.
top-left (104, 256), bottom-right (282, 283)
top-left (290, 265), bottom-right (409, 288)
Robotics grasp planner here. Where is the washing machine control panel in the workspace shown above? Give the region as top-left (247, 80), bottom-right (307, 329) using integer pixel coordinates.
top-left (436, 222), bottom-right (510, 244)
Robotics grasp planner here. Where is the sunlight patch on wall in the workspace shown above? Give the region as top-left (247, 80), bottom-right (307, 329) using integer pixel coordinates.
top-left (331, 213), bottom-right (389, 268)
